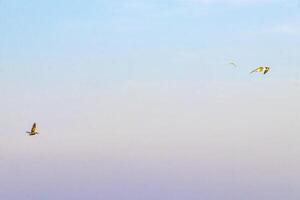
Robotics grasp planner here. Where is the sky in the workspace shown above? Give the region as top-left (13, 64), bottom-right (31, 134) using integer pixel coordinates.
top-left (0, 0), bottom-right (300, 199)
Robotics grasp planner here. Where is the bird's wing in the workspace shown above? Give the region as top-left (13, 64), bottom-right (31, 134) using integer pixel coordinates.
top-left (250, 68), bottom-right (258, 73)
top-left (31, 123), bottom-right (36, 133)
top-left (250, 67), bottom-right (264, 73)
top-left (263, 69), bottom-right (269, 74)
top-left (229, 62), bottom-right (237, 67)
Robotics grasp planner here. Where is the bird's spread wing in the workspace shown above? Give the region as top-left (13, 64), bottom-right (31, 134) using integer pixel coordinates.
top-left (250, 68), bottom-right (257, 73)
top-left (31, 123), bottom-right (36, 133)
top-left (251, 67), bottom-right (264, 73)
top-left (229, 62), bottom-right (237, 67)
top-left (264, 68), bottom-right (270, 74)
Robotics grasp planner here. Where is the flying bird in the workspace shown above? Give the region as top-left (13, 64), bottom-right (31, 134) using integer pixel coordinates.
top-left (229, 62), bottom-right (237, 67)
top-left (26, 122), bottom-right (39, 136)
top-left (250, 66), bottom-right (270, 74)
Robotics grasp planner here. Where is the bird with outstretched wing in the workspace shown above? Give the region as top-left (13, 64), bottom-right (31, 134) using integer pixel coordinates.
top-left (26, 122), bottom-right (39, 136)
top-left (250, 66), bottom-right (270, 74)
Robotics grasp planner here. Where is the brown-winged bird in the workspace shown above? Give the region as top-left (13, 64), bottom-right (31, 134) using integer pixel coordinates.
top-left (26, 123), bottom-right (39, 136)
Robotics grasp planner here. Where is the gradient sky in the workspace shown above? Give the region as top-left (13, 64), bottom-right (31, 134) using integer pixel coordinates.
top-left (0, 0), bottom-right (300, 199)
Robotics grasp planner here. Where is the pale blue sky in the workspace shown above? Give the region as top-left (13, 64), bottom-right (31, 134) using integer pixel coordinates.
top-left (0, 1), bottom-right (300, 199)
top-left (1, 0), bottom-right (300, 84)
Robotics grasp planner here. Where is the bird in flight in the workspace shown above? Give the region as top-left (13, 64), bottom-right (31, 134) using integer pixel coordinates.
top-left (26, 122), bottom-right (39, 136)
top-left (229, 62), bottom-right (237, 67)
top-left (250, 66), bottom-right (270, 74)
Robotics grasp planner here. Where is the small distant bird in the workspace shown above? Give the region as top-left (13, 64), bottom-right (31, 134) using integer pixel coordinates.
top-left (26, 122), bottom-right (39, 136)
top-left (229, 62), bottom-right (237, 67)
top-left (250, 66), bottom-right (270, 74)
